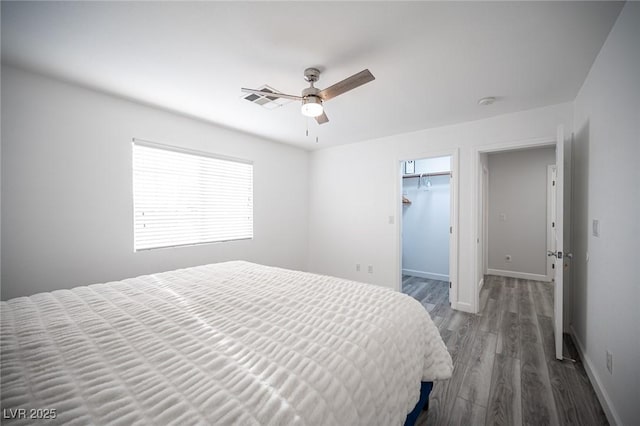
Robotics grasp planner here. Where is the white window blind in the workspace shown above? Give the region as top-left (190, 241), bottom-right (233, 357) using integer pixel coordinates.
top-left (132, 140), bottom-right (253, 251)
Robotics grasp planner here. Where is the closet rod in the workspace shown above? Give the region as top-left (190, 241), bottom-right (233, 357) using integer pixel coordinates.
top-left (402, 171), bottom-right (451, 179)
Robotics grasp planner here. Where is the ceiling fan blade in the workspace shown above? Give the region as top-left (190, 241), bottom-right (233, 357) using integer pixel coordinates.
top-left (317, 69), bottom-right (375, 101)
top-left (241, 88), bottom-right (302, 101)
top-left (315, 111), bottom-right (329, 125)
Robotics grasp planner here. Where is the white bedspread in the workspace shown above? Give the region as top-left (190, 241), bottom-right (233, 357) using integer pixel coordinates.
top-left (1, 261), bottom-right (452, 425)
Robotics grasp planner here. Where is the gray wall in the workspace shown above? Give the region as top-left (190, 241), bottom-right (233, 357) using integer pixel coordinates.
top-left (487, 147), bottom-right (555, 278)
top-left (1, 65), bottom-right (310, 300)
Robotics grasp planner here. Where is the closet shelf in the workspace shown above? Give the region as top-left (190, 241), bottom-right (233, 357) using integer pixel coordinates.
top-left (402, 171), bottom-right (451, 179)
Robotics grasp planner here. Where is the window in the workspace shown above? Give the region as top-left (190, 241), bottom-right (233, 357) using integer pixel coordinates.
top-left (132, 140), bottom-right (253, 251)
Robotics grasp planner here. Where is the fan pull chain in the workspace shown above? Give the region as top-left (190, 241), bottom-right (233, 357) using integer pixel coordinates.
top-left (304, 118), bottom-right (318, 143)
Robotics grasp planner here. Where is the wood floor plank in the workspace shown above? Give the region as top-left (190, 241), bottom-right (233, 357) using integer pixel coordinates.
top-left (426, 360), bottom-right (469, 426)
top-left (531, 281), bottom-right (553, 317)
top-left (446, 314), bottom-right (479, 366)
top-left (435, 304), bottom-right (456, 330)
top-left (546, 359), bottom-right (582, 425)
top-left (423, 302), bottom-right (436, 313)
top-left (486, 354), bottom-right (522, 426)
top-left (496, 311), bottom-right (520, 359)
top-left (459, 331), bottom-right (498, 407)
top-left (505, 287), bottom-right (519, 313)
top-left (520, 317), bottom-right (542, 346)
top-left (561, 336), bottom-right (609, 425)
top-left (479, 284), bottom-right (490, 312)
top-left (488, 280), bottom-right (502, 300)
top-left (563, 360), bottom-right (609, 426)
top-left (518, 281), bottom-right (536, 320)
top-left (521, 341), bottom-right (560, 426)
top-left (449, 397), bottom-right (487, 426)
top-left (432, 315), bottom-right (445, 329)
top-left (479, 298), bottom-right (500, 333)
top-left (537, 315), bottom-right (558, 361)
top-left (430, 296), bottom-right (451, 320)
top-left (411, 283), bottom-right (431, 302)
top-left (445, 310), bottom-right (468, 332)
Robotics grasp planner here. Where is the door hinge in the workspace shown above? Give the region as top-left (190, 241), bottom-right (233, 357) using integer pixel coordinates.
top-left (552, 222), bottom-right (555, 228)
top-left (450, 226), bottom-right (453, 234)
top-left (553, 180), bottom-right (556, 186)
top-left (449, 282), bottom-right (452, 289)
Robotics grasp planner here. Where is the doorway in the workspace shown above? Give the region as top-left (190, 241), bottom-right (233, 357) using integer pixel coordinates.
top-left (400, 155), bottom-right (453, 306)
top-left (475, 128), bottom-right (570, 360)
top-left (483, 146), bottom-right (555, 282)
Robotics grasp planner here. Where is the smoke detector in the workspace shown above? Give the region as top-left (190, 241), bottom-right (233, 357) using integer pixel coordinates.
top-left (478, 96), bottom-right (496, 106)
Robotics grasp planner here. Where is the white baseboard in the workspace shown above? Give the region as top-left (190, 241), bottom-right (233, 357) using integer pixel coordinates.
top-left (569, 325), bottom-right (621, 426)
top-left (402, 269), bottom-right (449, 282)
top-left (487, 268), bottom-right (550, 282)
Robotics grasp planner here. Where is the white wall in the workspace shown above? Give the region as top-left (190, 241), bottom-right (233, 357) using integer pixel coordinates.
top-left (412, 157), bottom-right (450, 174)
top-left (402, 171), bottom-right (450, 281)
top-left (487, 147), bottom-right (555, 279)
top-left (1, 65), bottom-right (309, 300)
top-left (571, 3), bottom-right (640, 425)
top-left (308, 101), bottom-right (572, 312)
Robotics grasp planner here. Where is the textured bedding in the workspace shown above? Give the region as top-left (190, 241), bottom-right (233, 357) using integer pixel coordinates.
top-left (1, 261), bottom-right (452, 425)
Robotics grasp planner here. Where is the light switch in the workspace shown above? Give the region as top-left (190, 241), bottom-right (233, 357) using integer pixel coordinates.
top-left (592, 219), bottom-right (600, 237)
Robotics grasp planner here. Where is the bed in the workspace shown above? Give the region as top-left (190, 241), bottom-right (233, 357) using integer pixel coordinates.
top-left (1, 261), bottom-right (452, 425)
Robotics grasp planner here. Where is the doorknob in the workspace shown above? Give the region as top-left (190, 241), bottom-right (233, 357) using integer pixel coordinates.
top-left (564, 252), bottom-right (574, 259)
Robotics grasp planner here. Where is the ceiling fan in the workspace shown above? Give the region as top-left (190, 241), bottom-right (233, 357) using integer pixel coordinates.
top-left (241, 68), bottom-right (375, 125)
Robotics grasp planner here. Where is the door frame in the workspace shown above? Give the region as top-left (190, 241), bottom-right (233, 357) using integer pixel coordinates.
top-left (546, 165), bottom-right (557, 282)
top-left (482, 165), bottom-right (489, 277)
top-left (472, 136), bottom-right (556, 314)
top-left (395, 148), bottom-right (459, 309)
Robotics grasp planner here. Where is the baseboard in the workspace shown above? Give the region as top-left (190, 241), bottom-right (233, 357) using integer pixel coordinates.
top-left (569, 325), bottom-right (621, 426)
top-left (487, 268), bottom-right (550, 282)
top-left (402, 269), bottom-right (449, 282)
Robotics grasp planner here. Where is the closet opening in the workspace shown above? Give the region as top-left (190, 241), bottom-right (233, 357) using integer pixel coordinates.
top-left (400, 155), bottom-right (453, 311)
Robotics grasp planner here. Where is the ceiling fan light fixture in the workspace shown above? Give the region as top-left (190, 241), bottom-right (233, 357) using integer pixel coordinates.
top-left (301, 96), bottom-right (323, 117)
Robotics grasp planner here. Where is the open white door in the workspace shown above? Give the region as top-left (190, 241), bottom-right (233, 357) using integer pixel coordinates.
top-left (553, 126), bottom-right (564, 360)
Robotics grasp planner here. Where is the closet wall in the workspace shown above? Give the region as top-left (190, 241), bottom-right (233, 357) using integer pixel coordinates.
top-left (402, 157), bottom-right (451, 281)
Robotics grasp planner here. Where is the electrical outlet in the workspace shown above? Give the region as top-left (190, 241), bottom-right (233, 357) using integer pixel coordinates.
top-left (505, 255), bottom-right (512, 262)
top-left (367, 265), bottom-right (373, 274)
top-left (356, 264), bottom-right (361, 272)
top-left (606, 351), bottom-right (613, 374)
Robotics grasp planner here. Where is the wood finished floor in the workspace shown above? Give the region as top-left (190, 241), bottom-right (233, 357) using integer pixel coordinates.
top-left (402, 275), bottom-right (608, 426)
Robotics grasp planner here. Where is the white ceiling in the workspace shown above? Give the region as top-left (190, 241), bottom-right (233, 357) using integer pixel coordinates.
top-left (1, 1), bottom-right (623, 150)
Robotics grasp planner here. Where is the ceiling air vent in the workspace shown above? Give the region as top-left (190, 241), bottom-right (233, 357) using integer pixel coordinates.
top-left (242, 85), bottom-right (291, 110)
